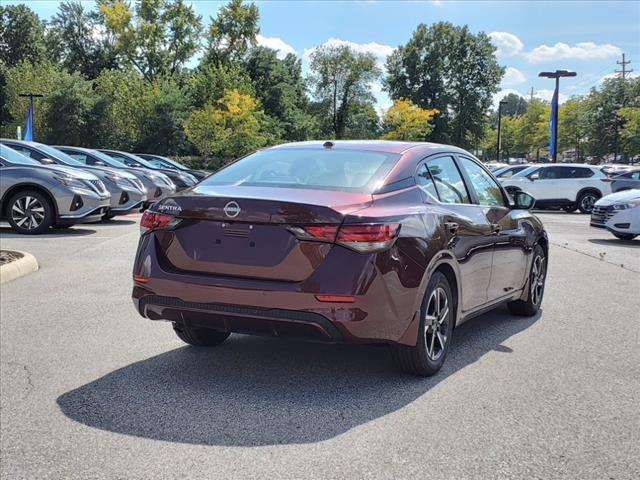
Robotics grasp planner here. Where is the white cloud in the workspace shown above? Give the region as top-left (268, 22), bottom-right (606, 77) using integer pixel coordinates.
top-left (303, 38), bottom-right (395, 70)
top-left (532, 89), bottom-right (568, 104)
top-left (526, 42), bottom-right (621, 63)
top-left (599, 71), bottom-right (639, 83)
top-left (488, 32), bottom-right (524, 56)
top-left (501, 67), bottom-right (526, 87)
top-left (256, 34), bottom-right (296, 59)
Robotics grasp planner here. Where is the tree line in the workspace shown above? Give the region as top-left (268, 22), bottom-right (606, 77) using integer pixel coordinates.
top-left (481, 81), bottom-right (640, 162)
top-left (1, 0), bottom-right (637, 168)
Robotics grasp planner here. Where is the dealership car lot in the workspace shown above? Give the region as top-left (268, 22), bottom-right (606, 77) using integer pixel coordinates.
top-left (1, 212), bottom-right (638, 479)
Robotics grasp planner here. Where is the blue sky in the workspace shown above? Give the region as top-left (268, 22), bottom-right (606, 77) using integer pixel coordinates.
top-left (13, 0), bottom-right (640, 110)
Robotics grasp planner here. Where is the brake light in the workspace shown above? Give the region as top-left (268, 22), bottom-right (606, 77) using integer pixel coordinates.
top-left (293, 223), bottom-right (400, 252)
top-left (337, 223), bottom-right (400, 252)
top-left (140, 211), bottom-right (179, 234)
top-left (133, 274), bottom-right (149, 283)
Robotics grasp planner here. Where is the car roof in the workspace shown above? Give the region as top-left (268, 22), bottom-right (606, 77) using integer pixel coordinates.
top-left (531, 163), bottom-right (602, 168)
top-left (269, 140), bottom-right (470, 156)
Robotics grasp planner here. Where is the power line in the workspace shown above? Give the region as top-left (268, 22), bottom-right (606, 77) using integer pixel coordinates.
top-left (615, 53), bottom-right (633, 79)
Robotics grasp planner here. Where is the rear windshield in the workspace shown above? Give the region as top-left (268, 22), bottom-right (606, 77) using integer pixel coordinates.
top-left (201, 148), bottom-right (399, 192)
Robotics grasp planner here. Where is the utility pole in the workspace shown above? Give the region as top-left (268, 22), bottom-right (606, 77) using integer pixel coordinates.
top-left (538, 70), bottom-right (577, 163)
top-left (496, 100), bottom-right (508, 162)
top-left (18, 93), bottom-right (44, 140)
top-left (530, 87), bottom-right (534, 102)
top-left (615, 53), bottom-right (633, 79)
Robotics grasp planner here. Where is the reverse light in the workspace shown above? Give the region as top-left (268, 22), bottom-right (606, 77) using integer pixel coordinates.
top-left (140, 211), bottom-right (180, 234)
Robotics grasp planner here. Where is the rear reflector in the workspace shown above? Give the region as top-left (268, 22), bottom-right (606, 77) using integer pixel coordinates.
top-left (140, 211), bottom-right (179, 234)
top-left (315, 294), bottom-right (356, 303)
top-left (133, 274), bottom-right (149, 283)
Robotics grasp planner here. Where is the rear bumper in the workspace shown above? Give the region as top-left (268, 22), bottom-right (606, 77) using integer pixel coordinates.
top-left (133, 291), bottom-right (343, 342)
top-left (131, 234), bottom-right (426, 345)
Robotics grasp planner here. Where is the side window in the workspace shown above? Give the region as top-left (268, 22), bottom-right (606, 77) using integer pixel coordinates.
top-left (67, 153), bottom-right (88, 164)
top-left (415, 163), bottom-right (439, 201)
top-left (539, 166), bottom-right (564, 179)
top-left (112, 154), bottom-right (135, 167)
top-left (572, 168), bottom-right (594, 178)
top-left (459, 157), bottom-right (505, 207)
top-left (632, 171), bottom-right (640, 180)
top-left (10, 146), bottom-right (43, 161)
top-left (426, 156), bottom-right (470, 204)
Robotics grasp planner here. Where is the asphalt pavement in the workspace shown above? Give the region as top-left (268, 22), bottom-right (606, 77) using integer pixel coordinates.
top-left (1, 212), bottom-right (638, 479)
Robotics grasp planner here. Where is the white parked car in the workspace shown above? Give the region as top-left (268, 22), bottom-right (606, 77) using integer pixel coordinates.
top-left (501, 163), bottom-right (612, 213)
top-left (590, 189), bottom-right (640, 240)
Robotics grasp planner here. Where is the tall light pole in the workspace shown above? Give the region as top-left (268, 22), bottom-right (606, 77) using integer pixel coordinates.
top-left (496, 100), bottom-right (508, 162)
top-left (538, 70), bottom-right (576, 162)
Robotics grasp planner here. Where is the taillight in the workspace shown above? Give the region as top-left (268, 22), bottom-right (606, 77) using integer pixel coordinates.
top-left (140, 211), bottom-right (180, 234)
top-left (336, 224), bottom-right (400, 252)
top-left (291, 223), bottom-right (400, 253)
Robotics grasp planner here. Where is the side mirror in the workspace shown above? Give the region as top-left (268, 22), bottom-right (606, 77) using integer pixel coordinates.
top-left (511, 191), bottom-right (535, 210)
top-left (40, 157), bottom-right (55, 165)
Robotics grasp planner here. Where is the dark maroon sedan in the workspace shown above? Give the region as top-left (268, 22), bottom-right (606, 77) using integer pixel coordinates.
top-left (132, 141), bottom-right (547, 376)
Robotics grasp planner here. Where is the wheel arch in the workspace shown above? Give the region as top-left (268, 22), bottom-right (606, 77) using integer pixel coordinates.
top-left (1, 183), bottom-right (59, 220)
top-left (396, 251), bottom-right (462, 346)
top-left (576, 186), bottom-right (603, 201)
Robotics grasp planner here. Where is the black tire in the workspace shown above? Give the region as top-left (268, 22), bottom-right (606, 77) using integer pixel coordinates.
top-left (508, 244), bottom-right (546, 316)
top-left (562, 205), bottom-right (578, 213)
top-left (6, 189), bottom-right (55, 235)
top-left (391, 272), bottom-right (455, 376)
top-left (172, 323), bottom-right (230, 346)
top-left (577, 191), bottom-right (600, 214)
top-left (612, 232), bottom-right (637, 240)
top-left (102, 212), bottom-right (117, 221)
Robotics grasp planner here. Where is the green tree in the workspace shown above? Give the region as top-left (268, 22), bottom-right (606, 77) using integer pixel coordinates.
top-left (48, 1), bottom-right (118, 79)
top-left (93, 68), bottom-right (149, 149)
top-left (244, 47), bottom-right (315, 141)
top-left (385, 22), bottom-right (503, 148)
top-left (189, 63), bottom-right (254, 108)
top-left (309, 45), bottom-right (380, 139)
top-left (184, 89), bottom-right (267, 158)
top-left (558, 97), bottom-right (588, 160)
top-left (0, 4), bottom-right (49, 67)
top-left (99, 0), bottom-right (202, 82)
top-left (618, 106), bottom-right (640, 156)
top-left (3, 61), bottom-right (74, 141)
top-left (204, 0), bottom-right (259, 67)
top-left (43, 72), bottom-right (98, 146)
top-left (500, 93), bottom-right (528, 117)
top-left (381, 98), bottom-right (438, 140)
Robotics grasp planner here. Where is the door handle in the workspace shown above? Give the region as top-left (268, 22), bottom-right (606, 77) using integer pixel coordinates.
top-left (444, 222), bottom-right (459, 235)
top-left (491, 224), bottom-right (502, 234)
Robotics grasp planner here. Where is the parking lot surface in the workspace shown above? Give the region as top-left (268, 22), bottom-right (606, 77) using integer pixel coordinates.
top-left (1, 212), bottom-right (639, 479)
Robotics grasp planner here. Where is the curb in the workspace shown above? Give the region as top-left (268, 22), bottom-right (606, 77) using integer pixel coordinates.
top-left (0, 251), bottom-right (39, 284)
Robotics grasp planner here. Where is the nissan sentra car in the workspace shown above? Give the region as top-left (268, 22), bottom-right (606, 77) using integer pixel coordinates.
top-left (132, 141), bottom-right (548, 376)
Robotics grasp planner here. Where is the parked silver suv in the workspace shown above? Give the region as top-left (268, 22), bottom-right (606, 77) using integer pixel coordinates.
top-left (0, 145), bottom-right (110, 234)
top-left (0, 140), bottom-right (147, 219)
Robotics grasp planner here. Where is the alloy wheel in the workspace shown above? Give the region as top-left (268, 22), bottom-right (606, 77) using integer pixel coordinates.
top-left (11, 196), bottom-right (45, 231)
top-left (530, 254), bottom-right (546, 305)
top-left (424, 286), bottom-right (450, 361)
top-left (580, 194), bottom-right (597, 212)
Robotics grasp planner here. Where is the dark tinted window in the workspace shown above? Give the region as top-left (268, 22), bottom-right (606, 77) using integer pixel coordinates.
top-left (415, 163), bottom-right (439, 201)
top-left (65, 151), bottom-right (89, 164)
top-left (426, 156), bottom-right (470, 204)
top-left (7, 145), bottom-right (43, 161)
top-left (539, 166), bottom-right (566, 179)
top-left (459, 157), bottom-right (505, 206)
top-left (570, 167), bottom-right (594, 178)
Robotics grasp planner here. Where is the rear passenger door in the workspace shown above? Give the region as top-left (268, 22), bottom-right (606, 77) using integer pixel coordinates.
top-left (457, 156), bottom-right (529, 302)
top-left (416, 155), bottom-right (495, 312)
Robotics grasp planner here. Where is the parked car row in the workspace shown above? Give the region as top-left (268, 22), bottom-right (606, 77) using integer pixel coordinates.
top-left (0, 140), bottom-right (203, 234)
